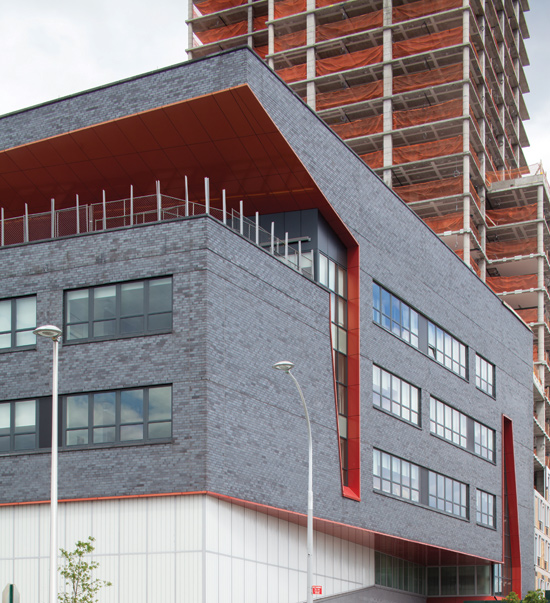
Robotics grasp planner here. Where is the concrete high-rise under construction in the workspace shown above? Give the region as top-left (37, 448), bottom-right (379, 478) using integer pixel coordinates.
top-left (186, 0), bottom-right (550, 589)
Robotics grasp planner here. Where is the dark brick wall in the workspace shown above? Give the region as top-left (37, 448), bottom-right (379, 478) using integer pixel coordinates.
top-left (0, 48), bottom-right (535, 591)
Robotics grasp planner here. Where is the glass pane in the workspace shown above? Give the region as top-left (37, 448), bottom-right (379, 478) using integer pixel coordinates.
top-left (0, 404), bottom-right (9, 429)
top-left (459, 567), bottom-right (476, 595)
top-left (16, 297), bottom-right (36, 330)
top-left (66, 290), bottom-right (89, 324)
top-left (14, 433), bottom-right (35, 450)
top-left (121, 389), bottom-right (144, 424)
top-left (14, 400), bottom-right (35, 430)
top-left (319, 255), bottom-right (328, 287)
top-left (93, 426), bottom-right (116, 443)
top-left (120, 423), bottom-right (143, 441)
top-left (121, 316), bottom-right (144, 334)
top-left (441, 567), bottom-right (457, 595)
top-left (476, 566), bottom-right (491, 594)
top-left (93, 392), bottom-right (116, 426)
top-left (148, 313), bottom-right (171, 331)
top-left (66, 323), bottom-right (88, 340)
top-left (0, 300), bottom-right (11, 332)
top-left (93, 320), bottom-right (116, 338)
top-left (66, 395), bottom-right (89, 428)
top-left (0, 333), bottom-right (11, 348)
top-left (328, 261), bottom-right (335, 292)
top-left (0, 435), bottom-right (9, 452)
top-left (16, 330), bottom-right (36, 346)
top-left (148, 421), bottom-right (171, 439)
top-left (149, 387), bottom-right (171, 421)
top-left (93, 286), bottom-right (116, 320)
top-left (66, 429), bottom-right (88, 446)
top-left (121, 281), bottom-right (144, 316)
top-left (337, 266), bottom-right (346, 298)
top-left (148, 278), bottom-right (172, 313)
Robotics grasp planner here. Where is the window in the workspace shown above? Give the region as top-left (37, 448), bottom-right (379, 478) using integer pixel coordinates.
top-left (476, 354), bottom-right (495, 396)
top-left (373, 449), bottom-right (420, 503)
top-left (428, 566), bottom-right (492, 596)
top-left (0, 296), bottom-right (36, 350)
top-left (373, 283), bottom-right (419, 347)
top-left (477, 489), bottom-right (496, 528)
top-left (430, 397), bottom-right (495, 462)
top-left (0, 399), bottom-right (37, 452)
top-left (64, 385), bottom-right (172, 446)
top-left (375, 552), bottom-right (426, 595)
top-left (373, 366), bottom-right (420, 425)
top-left (428, 470), bottom-right (468, 519)
top-left (65, 277), bottom-right (172, 342)
top-left (428, 322), bottom-right (466, 378)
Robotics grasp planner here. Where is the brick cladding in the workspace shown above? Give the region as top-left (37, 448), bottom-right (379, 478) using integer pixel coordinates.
top-left (0, 48), bottom-right (535, 592)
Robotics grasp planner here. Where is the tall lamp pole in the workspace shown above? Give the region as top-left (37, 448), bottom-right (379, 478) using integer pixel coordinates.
top-left (273, 361), bottom-right (313, 603)
top-left (34, 325), bottom-right (62, 603)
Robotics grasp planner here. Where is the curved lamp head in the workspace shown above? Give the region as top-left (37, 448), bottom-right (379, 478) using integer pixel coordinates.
top-left (273, 361), bottom-right (294, 373)
top-left (33, 325), bottom-right (62, 341)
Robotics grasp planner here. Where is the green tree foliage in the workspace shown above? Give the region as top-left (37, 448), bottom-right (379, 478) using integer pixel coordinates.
top-left (505, 591), bottom-right (546, 603)
top-left (58, 537), bottom-right (112, 603)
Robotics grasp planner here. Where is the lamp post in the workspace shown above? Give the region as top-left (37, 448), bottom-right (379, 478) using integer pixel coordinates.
top-left (272, 361), bottom-right (313, 603)
top-left (34, 325), bottom-right (62, 603)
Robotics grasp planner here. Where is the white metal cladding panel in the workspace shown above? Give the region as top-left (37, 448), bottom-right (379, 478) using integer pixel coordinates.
top-left (119, 498), bottom-right (148, 554)
top-left (176, 552), bottom-right (202, 601)
top-left (175, 494), bottom-right (202, 552)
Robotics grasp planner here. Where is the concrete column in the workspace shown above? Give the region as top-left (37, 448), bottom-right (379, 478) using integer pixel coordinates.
top-left (267, 0), bottom-right (274, 68)
top-left (462, 3), bottom-right (471, 268)
top-left (187, 0), bottom-right (195, 59)
top-left (306, 0), bottom-right (316, 108)
top-left (247, 0), bottom-right (254, 49)
top-left (538, 184), bottom-right (545, 387)
top-left (382, 0), bottom-right (393, 188)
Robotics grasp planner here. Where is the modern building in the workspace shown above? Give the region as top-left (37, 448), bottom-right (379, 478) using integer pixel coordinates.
top-left (185, 0), bottom-right (550, 589)
top-left (0, 48), bottom-right (533, 602)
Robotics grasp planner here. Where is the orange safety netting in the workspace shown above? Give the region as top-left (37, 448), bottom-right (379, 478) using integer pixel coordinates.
top-left (393, 27), bottom-right (463, 60)
top-left (486, 274), bottom-right (538, 293)
top-left (393, 63), bottom-right (463, 94)
top-left (316, 0), bottom-right (342, 6)
top-left (255, 45), bottom-right (268, 58)
top-left (194, 21), bottom-right (247, 45)
top-left (423, 211), bottom-right (466, 234)
top-left (486, 166), bottom-right (530, 184)
top-left (317, 45), bottom-right (383, 76)
top-left (515, 308), bottom-right (538, 324)
top-left (194, 0), bottom-right (246, 16)
top-left (316, 11), bottom-right (383, 41)
top-left (470, 108), bottom-right (481, 135)
top-left (471, 186), bottom-right (481, 209)
top-left (486, 204), bottom-right (537, 227)
top-left (331, 114), bottom-right (383, 139)
top-left (393, 135), bottom-right (463, 164)
top-left (454, 248), bottom-right (481, 276)
top-left (254, 15), bottom-right (268, 30)
top-left (394, 176), bottom-right (463, 202)
top-left (276, 63), bottom-right (307, 83)
top-left (486, 238), bottom-right (538, 260)
top-left (360, 150), bottom-right (384, 169)
top-left (275, 0), bottom-right (306, 18)
top-left (393, 0), bottom-right (462, 23)
top-left (316, 80), bottom-right (383, 110)
top-left (470, 145), bottom-right (481, 170)
top-left (393, 98), bottom-right (462, 129)
top-left (275, 29), bottom-right (307, 51)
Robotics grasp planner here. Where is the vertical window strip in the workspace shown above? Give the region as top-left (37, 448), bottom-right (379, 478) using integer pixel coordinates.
top-left (428, 321), bottom-right (466, 378)
top-left (373, 365), bottom-right (420, 425)
top-left (428, 470), bottom-right (468, 519)
top-left (0, 296), bottom-right (37, 350)
top-left (373, 449), bottom-right (420, 503)
top-left (372, 283), bottom-right (419, 348)
top-left (476, 489), bottom-right (496, 527)
top-left (476, 354), bottom-right (495, 395)
top-left (0, 399), bottom-right (38, 452)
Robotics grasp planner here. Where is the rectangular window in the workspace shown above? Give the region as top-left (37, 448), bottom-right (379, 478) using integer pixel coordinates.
top-left (430, 397), bottom-right (495, 462)
top-left (0, 399), bottom-right (37, 452)
top-left (428, 321), bottom-right (467, 378)
top-left (476, 489), bottom-right (496, 528)
top-left (373, 449), bottom-right (420, 503)
top-left (64, 385), bottom-right (172, 447)
top-left (373, 365), bottom-right (420, 425)
top-left (65, 277), bottom-right (172, 342)
top-left (0, 296), bottom-right (36, 350)
top-left (476, 354), bottom-right (495, 396)
top-left (373, 283), bottom-right (419, 348)
top-left (428, 470), bottom-right (468, 519)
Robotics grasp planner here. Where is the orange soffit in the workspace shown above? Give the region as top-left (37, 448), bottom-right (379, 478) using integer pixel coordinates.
top-left (393, 0), bottom-right (462, 22)
top-left (193, 0), bottom-right (246, 16)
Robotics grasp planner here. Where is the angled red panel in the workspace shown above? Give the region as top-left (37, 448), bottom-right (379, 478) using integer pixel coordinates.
top-left (189, 95), bottom-right (239, 141)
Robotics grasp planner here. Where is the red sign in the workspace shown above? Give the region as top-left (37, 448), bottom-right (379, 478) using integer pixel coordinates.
top-left (312, 586), bottom-right (322, 595)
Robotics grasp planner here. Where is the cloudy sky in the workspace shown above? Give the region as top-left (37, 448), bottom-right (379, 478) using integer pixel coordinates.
top-left (0, 0), bottom-right (547, 166)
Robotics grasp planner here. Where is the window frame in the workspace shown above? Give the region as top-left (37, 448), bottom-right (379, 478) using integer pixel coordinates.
top-left (428, 321), bottom-right (467, 379)
top-left (0, 399), bottom-right (38, 453)
top-left (63, 385), bottom-right (173, 448)
top-left (373, 365), bottom-right (421, 426)
top-left (373, 283), bottom-right (419, 348)
top-left (428, 470), bottom-right (469, 519)
top-left (0, 295), bottom-right (37, 352)
top-left (64, 276), bottom-right (173, 344)
top-left (475, 354), bottom-right (495, 397)
top-left (476, 489), bottom-right (496, 528)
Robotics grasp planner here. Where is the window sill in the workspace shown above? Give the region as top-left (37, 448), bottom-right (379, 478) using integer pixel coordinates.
top-left (429, 431), bottom-right (496, 465)
top-left (0, 438), bottom-right (174, 457)
top-left (0, 345), bottom-right (37, 354)
top-left (62, 329), bottom-right (172, 345)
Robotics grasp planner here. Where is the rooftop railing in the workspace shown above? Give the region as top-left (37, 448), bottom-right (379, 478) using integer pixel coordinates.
top-left (0, 179), bottom-right (315, 281)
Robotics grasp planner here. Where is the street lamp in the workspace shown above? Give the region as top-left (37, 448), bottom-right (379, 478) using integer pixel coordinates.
top-left (34, 325), bottom-right (62, 603)
top-left (273, 361), bottom-right (313, 603)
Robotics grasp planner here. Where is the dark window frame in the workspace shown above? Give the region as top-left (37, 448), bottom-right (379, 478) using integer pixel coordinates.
top-left (475, 353), bottom-right (496, 397)
top-left (64, 276), bottom-right (173, 344)
top-left (0, 295), bottom-right (37, 352)
top-left (63, 385), bottom-right (173, 448)
top-left (0, 398), bottom-right (38, 452)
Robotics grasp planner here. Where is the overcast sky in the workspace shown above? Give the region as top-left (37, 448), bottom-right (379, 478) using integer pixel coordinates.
top-left (0, 0), bottom-right (547, 167)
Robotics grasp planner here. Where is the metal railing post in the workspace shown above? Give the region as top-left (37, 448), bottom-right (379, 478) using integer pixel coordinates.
top-left (51, 198), bottom-right (55, 239)
top-left (298, 240), bottom-right (302, 272)
top-left (285, 232), bottom-right (289, 262)
top-left (102, 191), bottom-right (107, 230)
top-left (205, 177), bottom-right (210, 215)
top-left (130, 185), bottom-right (134, 226)
top-left (24, 204), bottom-right (29, 242)
top-left (222, 190), bottom-right (226, 225)
top-left (1, 208), bottom-right (4, 246)
top-left (156, 180), bottom-right (161, 221)
top-left (185, 176), bottom-right (189, 217)
top-left (255, 212), bottom-right (259, 245)
top-left (239, 200), bottom-right (244, 235)
top-left (76, 195), bottom-right (80, 234)
top-left (270, 222), bottom-right (274, 255)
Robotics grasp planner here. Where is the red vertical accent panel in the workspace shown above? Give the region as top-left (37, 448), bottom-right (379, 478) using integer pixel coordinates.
top-left (503, 415), bottom-right (522, 596)
top-left (343, 245), bottom-right (361, 500)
